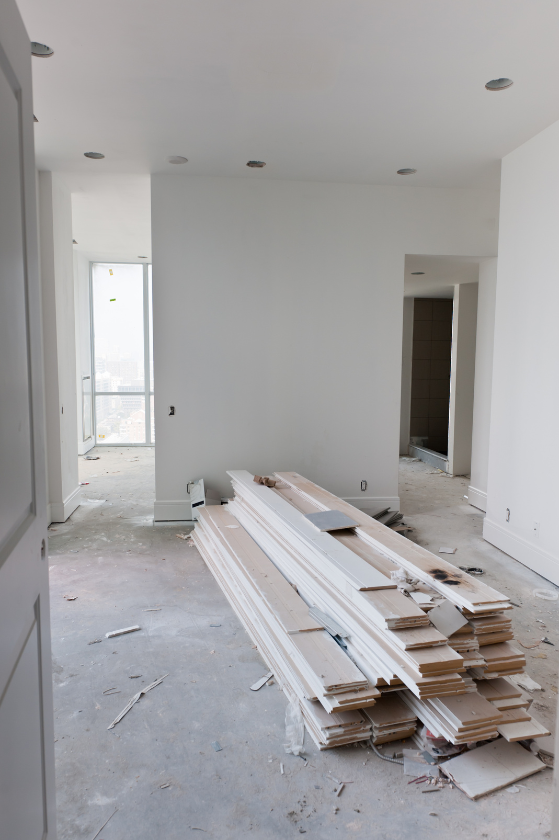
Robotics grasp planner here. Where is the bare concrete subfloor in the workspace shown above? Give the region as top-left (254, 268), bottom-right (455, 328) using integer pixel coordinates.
top-left (48, 449), bottom-right (557, 840)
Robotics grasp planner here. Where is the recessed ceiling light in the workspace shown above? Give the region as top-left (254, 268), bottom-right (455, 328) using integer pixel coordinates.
top-left (168, 155), bottom-right (188, 164)
top-left (411, 271), bottom-right (425, 275)
top-left (31, 42), bottom-right (54, 57)
top-left (485, 78), bottom-right (513, 91)
top-left (84, 152), bottom-right (105, 159)
top-left (397, 168), bottom-right (417, 175)
top-left (247, 161), bottom-right (266, 168)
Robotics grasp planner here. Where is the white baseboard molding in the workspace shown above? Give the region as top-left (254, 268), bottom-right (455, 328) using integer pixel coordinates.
top-left (483, 518), bottom-right (559, 586)
top-left (78, 438), bottom-right (95, 456)
top-left (154, 499), bottom-right (192, 521)
top-left (467, 485), bottom-right (487, 512)
top-left (342, 496), bottom-right (401, 516)
top-left (49, 485), bottom-right (82, 524)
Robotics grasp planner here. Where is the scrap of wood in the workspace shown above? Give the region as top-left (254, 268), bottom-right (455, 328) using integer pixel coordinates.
top-left (250, 671), bottom-right (274, 691)
top-left (105, 625), bottom-right (141, 638)
top-left (107, 674), bottom-right (168, 730)
top-left (91, 809), bottom-right (118, 840)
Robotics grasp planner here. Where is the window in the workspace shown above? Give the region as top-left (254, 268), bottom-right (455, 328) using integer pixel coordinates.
top-left (91, 263), bottom-right (154, 444)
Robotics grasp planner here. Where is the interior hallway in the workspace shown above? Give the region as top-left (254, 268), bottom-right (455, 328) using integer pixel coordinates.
top-left (47, 449), bottom-right (556, 839)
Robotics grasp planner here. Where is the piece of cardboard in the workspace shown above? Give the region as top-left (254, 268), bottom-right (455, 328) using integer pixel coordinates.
top-left (303, 509), bottom-right (359, 532)
top-left (428, 599), bottom-right (468, 638)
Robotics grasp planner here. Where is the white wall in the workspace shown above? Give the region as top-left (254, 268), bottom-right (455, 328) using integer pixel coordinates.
top-left (152, 175), bottom-right (499, 519)
top-left (468, 258), bottom-right (497, 510)
top-left (38, 171), bottom-right (81, 523)
top-left (399, 298), bottom-right (414, 454)
top-left (484, 122), bottom-right (559, 584)
top-left (448, 282), bottom-right (478, 475)
top-left (73, 251), bottom-right (94, 456)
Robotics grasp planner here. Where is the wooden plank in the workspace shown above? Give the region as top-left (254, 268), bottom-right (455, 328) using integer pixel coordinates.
top-left (203, 506), bottom-right (322, 634)
top-left (198, 512), bottom-right (368, 701)
top-left (498, 717), bottom-right (551, 742)
top-left (439, 739), bottom-right (545, 799)
top-left (291, 631), bottom-right (368, 694)
top-left (275, 472), bottom-right (509, 609)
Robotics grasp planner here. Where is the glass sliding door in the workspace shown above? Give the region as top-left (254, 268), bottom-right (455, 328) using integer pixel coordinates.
top-left (91, 262), bottom-right (154, 444)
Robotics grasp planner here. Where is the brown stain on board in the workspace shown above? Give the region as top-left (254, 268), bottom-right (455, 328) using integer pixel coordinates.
top-left (429, 568), bottom-right (463, 586)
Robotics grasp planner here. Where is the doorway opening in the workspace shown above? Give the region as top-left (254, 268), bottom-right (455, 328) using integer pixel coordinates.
top-left (401, 256), bottom-right (480, 476)
top-left (409, 298), bottom-right (453, 459)
top-left (91, 262), bottom-right (154, 445)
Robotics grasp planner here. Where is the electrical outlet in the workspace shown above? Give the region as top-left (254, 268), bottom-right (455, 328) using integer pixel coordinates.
top-left (361, 480), bottom-right (367, 492)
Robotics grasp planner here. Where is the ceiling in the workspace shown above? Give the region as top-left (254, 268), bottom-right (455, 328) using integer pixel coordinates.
top-left (404, 255), bottom-right (484, 298)
top-left (18, 0), bottom-right (558, 190)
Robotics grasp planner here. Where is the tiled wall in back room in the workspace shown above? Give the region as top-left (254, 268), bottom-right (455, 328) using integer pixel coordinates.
top-left (410, 298), bottom-right (453, 455)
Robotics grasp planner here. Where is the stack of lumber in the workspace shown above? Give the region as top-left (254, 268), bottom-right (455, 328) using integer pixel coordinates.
top-left (400, 691), bottom-right (504, 745)
top-left (468, 614), bottom-right (514, 646)
top-left (469, 642), bottom-right (526, 679)
top-left (272, 471), bottom-right (512, 617)
top-left (362, 694), bottom-right (417, 744)
top-left (192, 504), bottom-right (375, 748)
top-left (227, 471), bottom-right (467, 700)
top-left (476, 677), bottom-right (531, 709)
top-left (301, 701), bottom-right (372, 750)
top-left (192, 468), bottom-right (549, 757)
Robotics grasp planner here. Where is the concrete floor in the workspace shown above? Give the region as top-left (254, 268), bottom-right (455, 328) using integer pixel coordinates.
top-left (48, 449), bottom-right (557, 839)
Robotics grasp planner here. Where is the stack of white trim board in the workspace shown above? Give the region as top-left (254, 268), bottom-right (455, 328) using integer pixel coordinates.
top-left (192, 470), bottom-right (550, 763)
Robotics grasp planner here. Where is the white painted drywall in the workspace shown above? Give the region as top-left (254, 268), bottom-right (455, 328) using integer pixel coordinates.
top-left (152, 175), bottom-right (499, 519)
top-left (399, 298), bottom-right (414, 454)
top-left (73, 250), bottom-right (94, 455)
top-left (484, 122), bottom-right (559, 584)
top-left (448, 282), bottom-right (478, 476)
top-left (38, 171), bottom-right (81, 522)
top-left (468, 258), bottom-right (497, 510)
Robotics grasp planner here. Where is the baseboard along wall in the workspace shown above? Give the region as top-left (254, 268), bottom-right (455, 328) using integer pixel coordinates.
top-left (49, 485), bottom-right (82, 524)
top-left (483, 517), bottom-right (558, 586)
top-left (467, 485), bottom-right (487, 512)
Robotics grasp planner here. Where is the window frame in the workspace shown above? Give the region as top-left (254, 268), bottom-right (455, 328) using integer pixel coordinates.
top-left (90, 261), bottom-right (154, 446)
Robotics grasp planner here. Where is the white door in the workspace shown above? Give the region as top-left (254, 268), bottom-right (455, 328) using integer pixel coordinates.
top-left (0, 3), bottom-right (57, 838)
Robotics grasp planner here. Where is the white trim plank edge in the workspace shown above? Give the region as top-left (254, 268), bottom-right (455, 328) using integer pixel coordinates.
top-left (275, 472), bottom-right (510, 611)
top-left (228, 471), bottom-right (394, 592)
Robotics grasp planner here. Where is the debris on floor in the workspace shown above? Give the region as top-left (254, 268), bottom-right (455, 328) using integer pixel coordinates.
top-left (439, 547), bottom-right (456, 554)
top-left (250, 671), bottom-right (274, 691)
top-left (105, 625), bottom-right (141, 638)
top-left (91, 808), bottom-right (118, 840)
top-left (107, 674), bottom-right (168, 730)
top-left (533, 589), bottom-right (558, 601)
